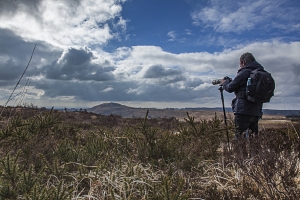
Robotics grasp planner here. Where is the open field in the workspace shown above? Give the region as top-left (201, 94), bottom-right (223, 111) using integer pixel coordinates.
top-left (2, 104), bottom-right (293, 134)
top-left (259, 118), bottom-right (293, 129)
top-left (87, 102), bottom-right (296, 131)
top-left (0, 106), bottom-right (299, 199)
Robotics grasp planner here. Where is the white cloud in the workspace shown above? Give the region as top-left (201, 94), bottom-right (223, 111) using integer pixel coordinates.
top-left (191, 0), bottom-right (299, 33)
top-left (0, 0), bottom-right (299, 110)
top-left (113, 46), bottom-right (215, 79)
top-left (167, 31), bottom-right (177, 41)
top-left (184, 29), bottom-right (193, 35)
top-left (194, 82), bottom-right (212, 91)
top-left (0, 0), bottom-right (126, 48)
top-left (45, 46), bottom-right (115, 81)
top-left (126, 87), bottom-right (143, 95)
top-left (101, 86), bottom-right (114, 92)
top-left (109, 41), bottom-right (300, 87)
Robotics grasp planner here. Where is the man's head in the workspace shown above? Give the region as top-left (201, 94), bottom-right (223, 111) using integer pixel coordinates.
top-left (240, 52), bottom-right (255, 67)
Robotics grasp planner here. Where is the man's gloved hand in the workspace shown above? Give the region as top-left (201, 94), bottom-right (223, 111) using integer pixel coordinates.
top-left (220, 76), bottom-right (232, 85)
top-left (223, 76), bottom-right (232, 81)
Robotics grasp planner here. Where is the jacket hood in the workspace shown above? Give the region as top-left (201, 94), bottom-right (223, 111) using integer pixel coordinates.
top-left (238, 60), bottom-right (264, 73)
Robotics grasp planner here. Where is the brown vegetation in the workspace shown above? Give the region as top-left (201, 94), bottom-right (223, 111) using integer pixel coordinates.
top-left (0, 106), bottom-right (299, 199)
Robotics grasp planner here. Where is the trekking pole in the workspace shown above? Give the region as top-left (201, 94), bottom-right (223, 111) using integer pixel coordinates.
top-left (219, 85), bottom-right (230, 148)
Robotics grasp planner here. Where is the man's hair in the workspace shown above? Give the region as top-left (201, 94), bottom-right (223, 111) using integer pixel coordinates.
top-left (240, 52), bottom-right (255, 64)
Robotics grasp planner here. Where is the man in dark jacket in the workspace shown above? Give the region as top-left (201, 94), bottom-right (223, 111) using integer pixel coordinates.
top-left (221, 52), bottom-right (263, 137)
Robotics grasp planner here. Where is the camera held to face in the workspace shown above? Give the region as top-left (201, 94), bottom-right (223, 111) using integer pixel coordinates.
top-left (212, 76), bottom-right (232, 85)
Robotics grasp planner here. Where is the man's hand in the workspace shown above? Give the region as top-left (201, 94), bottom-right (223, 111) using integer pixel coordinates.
top-left (220, 76), bottom-right (232, 85)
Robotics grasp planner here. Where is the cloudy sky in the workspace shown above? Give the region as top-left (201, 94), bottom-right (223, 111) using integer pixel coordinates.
top-left (0, 0), bottom-right (299, 110)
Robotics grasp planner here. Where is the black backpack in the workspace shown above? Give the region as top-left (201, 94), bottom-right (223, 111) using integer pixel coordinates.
top-left (246, 69), bottom-right (275, 103)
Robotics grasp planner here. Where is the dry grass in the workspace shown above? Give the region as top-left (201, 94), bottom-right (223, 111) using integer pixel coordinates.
top-left (0, 106), bottom-right (299, 199)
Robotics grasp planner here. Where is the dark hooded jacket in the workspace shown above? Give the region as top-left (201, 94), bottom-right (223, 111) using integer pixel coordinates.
top-left (223, 60), bottom-right (263, 116)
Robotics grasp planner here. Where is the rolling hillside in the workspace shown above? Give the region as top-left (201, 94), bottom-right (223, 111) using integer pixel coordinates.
top-left (87, 102), bottom-right (228, 120)
top-left (87, 102), bottom-right (299, 123)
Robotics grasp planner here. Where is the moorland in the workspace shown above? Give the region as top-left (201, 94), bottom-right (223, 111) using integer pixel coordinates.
top-left (0, 104), bottom-right (299, 199)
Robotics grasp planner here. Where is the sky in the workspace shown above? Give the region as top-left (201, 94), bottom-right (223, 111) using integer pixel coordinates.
top-left (0, 0), bottom-right (299, 110)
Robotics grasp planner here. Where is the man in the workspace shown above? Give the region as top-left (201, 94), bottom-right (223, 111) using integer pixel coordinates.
top-left (220, 52), bottom-right (263, 137)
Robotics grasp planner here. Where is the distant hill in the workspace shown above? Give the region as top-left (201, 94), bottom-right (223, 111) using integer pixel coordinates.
top-left (87, 102), bottom-right (299, 120)
top-left (87, 103), bottom-right (227, 120)
top-left (87, 102), bottom-right (148, 117)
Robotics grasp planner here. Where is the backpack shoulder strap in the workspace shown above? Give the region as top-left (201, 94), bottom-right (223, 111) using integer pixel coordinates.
top-left (255, 68), bottom-right (266, 72)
